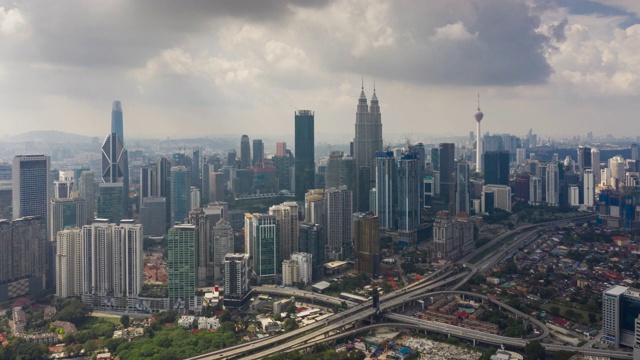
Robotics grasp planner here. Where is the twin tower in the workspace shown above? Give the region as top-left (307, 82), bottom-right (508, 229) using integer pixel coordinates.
top-left (353, 85), bottom-right (383, 210)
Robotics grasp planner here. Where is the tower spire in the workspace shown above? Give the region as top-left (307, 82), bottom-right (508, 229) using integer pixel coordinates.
top-left (361, 76), bottom-right (364, 90)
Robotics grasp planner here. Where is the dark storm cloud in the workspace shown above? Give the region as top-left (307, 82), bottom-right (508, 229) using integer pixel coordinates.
top-left (313, 0), bottom-right (554, 86)
top-left (1, 0), bottom-right (333, 69)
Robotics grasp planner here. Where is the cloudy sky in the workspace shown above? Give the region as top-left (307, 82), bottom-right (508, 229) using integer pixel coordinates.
top-left (0, 0), bottom-right (639, 141)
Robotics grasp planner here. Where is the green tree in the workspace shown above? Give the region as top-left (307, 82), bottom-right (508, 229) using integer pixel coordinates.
top-left (524, 341), bottom-right (546, 360)
top-left (120, 314), bottom-right (131, 328)
top-left (283, 318), bottom-right (299, 331)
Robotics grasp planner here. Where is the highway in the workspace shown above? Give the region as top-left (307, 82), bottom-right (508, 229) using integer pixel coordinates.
top-left (188, 214), bottom-right (605, 359)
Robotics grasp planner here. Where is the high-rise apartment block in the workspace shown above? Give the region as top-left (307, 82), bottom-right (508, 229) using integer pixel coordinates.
top-left (325, 186), bottom-right (353, 261)
top-left (290, 252), bottom-right (313, 285)
top-left (397, 152), bottom-right (420, 239)
top-left (168, 224), bottom-right (196, 300)
top-left (353, 212), bottom-right (380, 276)
top-left (433, 212), bottom-right (475, 261)
top-left (298, 223), bottom-right (324, 281)
top-left (269, 202), bottom-right (299, 265)
top-left (602, 285), bottom-right (640, 348)
top-left (0, 217), bottom-right (47, 301)
top-left (81, 219), bottom-right (143, 298)
top-left (213, 219), bottom-right (234, 282)
top-left (375, 151), bottom-right (397, 231)
top-left (55, 228), bottom-right (83, 298)
top-left (223, 253), bottom-right (251, 308)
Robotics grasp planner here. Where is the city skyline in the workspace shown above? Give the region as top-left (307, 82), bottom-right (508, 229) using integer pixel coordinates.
top-left (0, 1), bottom-right (639, 139)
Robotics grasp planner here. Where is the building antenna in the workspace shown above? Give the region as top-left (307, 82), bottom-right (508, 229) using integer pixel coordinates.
top-left (361, 75), bottom-right (364, 90)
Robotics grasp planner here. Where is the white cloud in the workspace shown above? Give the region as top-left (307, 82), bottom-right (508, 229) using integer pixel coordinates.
top-left (431, 21), bottom-right (477, 41)
top-left (0, 7), bottom-right (27, 36)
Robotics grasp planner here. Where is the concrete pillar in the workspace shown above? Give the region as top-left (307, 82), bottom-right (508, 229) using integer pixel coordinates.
top-left (447, 333), bottom-right (450, 338)
top-left (473, 339), bottom-right (476, 346)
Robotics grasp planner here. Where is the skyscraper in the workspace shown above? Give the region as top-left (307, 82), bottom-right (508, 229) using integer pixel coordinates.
top-left (245, 213), bottom-right (279, 284)
top-left (294, 110), bottom-right (315, 199)
top-left (240, 135), bottom-right (251, 169)
top-left (298, 223), bottom-right (324, 280)
top-left (111, 101), bottom-right (124, 146)
top-left (252, 139), bottom-right (264, 167)
top-left (50, 197), bottom-right (86, 241)
top-left (276, 142), bottom-right (287, 157)
top-left (223, 253), bottom-right (251, 308)
top-left (577, 145), bottom-right (592, 182)
top-left (187, 208), bottom-right (209, 287)
top-left (170, 166), bottom-right (191, 225)
top-left (354, 85), bottom-right (383, 183)
top-left (325, 186), bottom-right (353, 261)
top-left (484, 150), bottom-right (510, 186)
top-left (455, 160), bottom-right (470, 214)
top-left (101, 132), bottom-right (128, 217)
top-left (474, 95), bottom-right (484, 173)
top-left (81, 219), bottom-right (143, 298)
top-left (397, 151), bottom-right (420, 236)
top-left (438, 143), bottom-right (455, 212)
top-left (546, 162), bottom-right (560, 206)
top-left (0, 217), bottom-right (47, 298)
top-left (168, 224), bottom-right (196, 300)
top-left (56, 228), bottom-right (83, 298)
top-left (12, 155), bottom-right (50, 221)
top-left (375, 151), bottom-right (397, 231)
top-left (269, 202), bottom-right (299, 265)
top-left (213, 219), bottom-right (234, 282)
top-left (97, 182), bottom-right (124, 222)
top-left (353, 212), bottom-right (380, 276)
top-left (591, 148), bottom-right (601, 185)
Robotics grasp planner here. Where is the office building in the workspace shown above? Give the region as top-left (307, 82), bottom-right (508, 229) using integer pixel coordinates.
top-left (455, 160), bottom-right (470, 214)
top-left (276, 142), bottom-right (287, 157)
top-left (592, 148), bottom-right (601, 185)
top-left (209, 171), bottom-right (224, 202)
top-left (354, 85), bottom-right (383, 184)
top-left (101, 132), bottom-right (129, 217)
top-left (577, 145), bottom-right (592, 181)
top-left (168, 224), bottom-right (197, 299)
top-left (353, 212), bottom-right (379, 276)
top-left (140, 165), bottom-right (157, 207)
top-left (438, 143), bottom-right (455, 211)
top-left (484, 150), bottom-right (510, 186)
top-left (240, 135), bottom-right (251, 169)
top-left (223, 253), bottom-right (251, 308)
top-left (252, 139), bottom-right (264, 167)
top-left (375, 151), bottom-right (397, 231)
top-left (272, 155), bottom-right (292, 192)
top-left (397, 152), bottom-right (420, 237)
top-left (298, 223), bottom-right (324, 280)
top-left (97, 182), bottom-right (124, 222)
top-left (170, 166), bottom-right (191, 225)
top-left (295, 110), bottom-right (315, 199)
top-left (326, 151), bottom-right (357, 191)
top-left (192, 148), bottom-right (200, 188)
top-left (55, 228), bottom-right (83, 298)
top-left (482, 185), bottom-right (512, 212)
top-left (325, 186), bottom-right (353, 261)
top-left (111, 101), bottom-right (124, 146)
top-left (139, 197), bottom-right (167, 237)
top-left (190, 187), bottom-right (200, 210)
top-left (245, 213), bottom-right (279, 284)
top-left (213, 219), bottom-right (234, 282)
top-left (77, 171), bottom-right (96, 223)
top-left (12, 155), bottom-right (50, 222)
top-left (603, 285), bottom-right (640, 348)
top-left (50, 197), bottom-right (86, 242)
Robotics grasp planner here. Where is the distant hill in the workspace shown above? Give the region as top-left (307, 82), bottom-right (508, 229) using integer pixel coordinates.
top-left (7, 130), bottom-right (95, 143)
